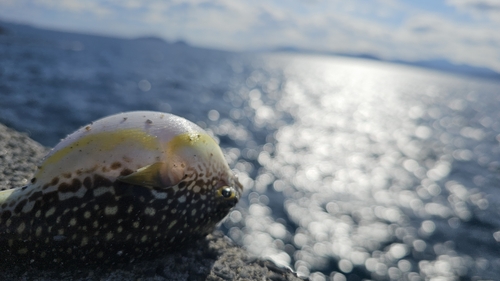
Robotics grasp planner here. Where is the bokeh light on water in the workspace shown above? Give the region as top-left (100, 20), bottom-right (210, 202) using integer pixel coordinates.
top-left (2, 26), bottom-right (500, 280)
top-left (217, 55), bottom-right (500, 280)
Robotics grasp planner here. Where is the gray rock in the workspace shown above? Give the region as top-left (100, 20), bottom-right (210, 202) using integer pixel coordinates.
top-left (0, 123), bottom-right (304, 281)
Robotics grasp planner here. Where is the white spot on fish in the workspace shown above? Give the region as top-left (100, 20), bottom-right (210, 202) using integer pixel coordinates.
top-left (168, 220), bottom-right (177, 229)
top-left (53, 235), bottom-right (66, 241)
top-left (106, 232), bottom-right (114, 241)
top-left (17, 248), bottom-right (28, 254)
top-left (17, 222), bottom-right (26, 234)
top-left (151, 190), bottom-right (167, 199)
top-left (144, 207), bottom-right (156, 216)
top-left (93, 186), bottom-right (113, 197)
top-left (59, 187), bottom-right (86, 201)
top-left (22, 200), bottom-right (36, 213)
top-left (36, 226), bottom-right (42, 237)
top-left (45, 207), bottom-right (56, 218)
top-left (105, 206), bottom-right (118, 215)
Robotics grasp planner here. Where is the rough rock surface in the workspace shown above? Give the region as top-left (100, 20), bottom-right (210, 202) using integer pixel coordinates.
top-left (0, 123), bottom-right (304, 281)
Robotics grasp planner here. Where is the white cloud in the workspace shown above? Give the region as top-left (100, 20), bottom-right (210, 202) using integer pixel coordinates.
top-left (34, 0), bottom-right (111, 16)
top-left (392, 14), bottom-right (500, 67)
top-left (447, 0), bottom-right (500, 10)
top-left (0, 0), bottom-right (498, 72)
top-left (446, 0), bottom-right (500, 22)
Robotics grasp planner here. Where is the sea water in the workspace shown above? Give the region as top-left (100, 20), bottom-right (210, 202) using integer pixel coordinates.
top-left (1, 22), bottom-right (500, 280)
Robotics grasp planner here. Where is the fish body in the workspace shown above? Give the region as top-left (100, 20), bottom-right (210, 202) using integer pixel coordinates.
top-left (0, 111), bottom-right (242, 265)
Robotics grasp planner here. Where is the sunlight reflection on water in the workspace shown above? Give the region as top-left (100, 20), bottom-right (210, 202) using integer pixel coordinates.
top-left (221, 54), bottom-right (500, 280)
top-left (2, 28), bottom-right (500, 280)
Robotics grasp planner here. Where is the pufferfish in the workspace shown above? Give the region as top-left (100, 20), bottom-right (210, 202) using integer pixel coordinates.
top-left (0, 111), bottom-right (242, 266)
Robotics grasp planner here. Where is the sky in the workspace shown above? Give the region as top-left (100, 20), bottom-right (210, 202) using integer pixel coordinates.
top-left (0, 0), bottom-right (499, 72)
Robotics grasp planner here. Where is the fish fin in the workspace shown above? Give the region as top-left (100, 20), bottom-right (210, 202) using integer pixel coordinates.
top-left (117, 162), bottom-right (171, 189)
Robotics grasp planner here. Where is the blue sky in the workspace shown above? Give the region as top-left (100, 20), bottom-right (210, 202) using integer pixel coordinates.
top-left (0, 0), bottom-right (499, 72)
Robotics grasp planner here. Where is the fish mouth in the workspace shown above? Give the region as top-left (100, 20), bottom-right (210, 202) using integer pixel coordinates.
top-left (229, 178), bottom-right (243, 208)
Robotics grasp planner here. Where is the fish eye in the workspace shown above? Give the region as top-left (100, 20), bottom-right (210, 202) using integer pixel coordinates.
top-left (217, 186), bottom-right (236, 200)
top-left (221, 187), bottom-right (232, 198)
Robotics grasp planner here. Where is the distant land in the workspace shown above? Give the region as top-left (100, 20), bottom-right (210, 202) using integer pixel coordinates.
top-left (272, 47), bottom-right (500, 80)
top-left (0, 19), bottom-right (498, 81)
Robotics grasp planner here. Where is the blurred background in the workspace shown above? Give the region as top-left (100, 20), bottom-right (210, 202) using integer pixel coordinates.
top-left (1, 1), bottom-right (500, 280)
top-left (1, 0), bottom-right (500, 74)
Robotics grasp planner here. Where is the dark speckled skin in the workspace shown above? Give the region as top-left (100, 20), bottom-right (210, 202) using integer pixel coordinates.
top-left (1, 176), bottom-right (238, 265)
top-left (0, 111), bottom-right (243, 266)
